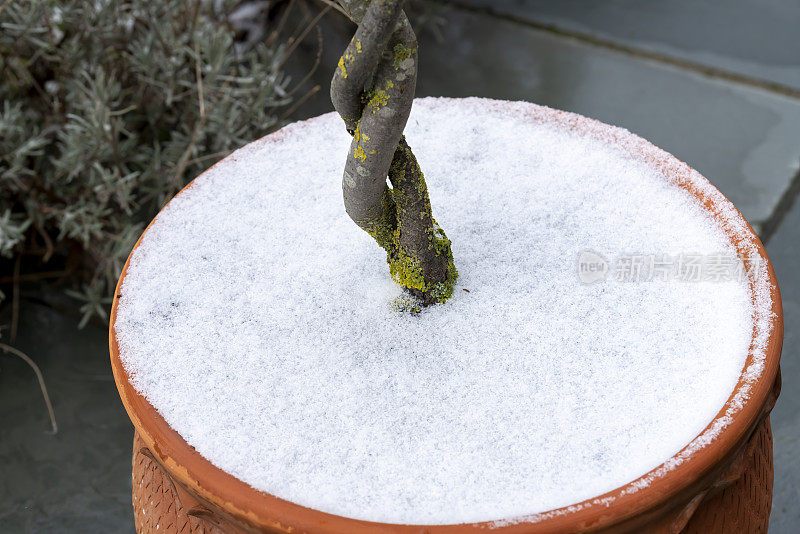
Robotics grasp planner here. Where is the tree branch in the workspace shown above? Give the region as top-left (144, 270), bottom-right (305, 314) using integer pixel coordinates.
top-left (331, 0), bottom-right (457, 306)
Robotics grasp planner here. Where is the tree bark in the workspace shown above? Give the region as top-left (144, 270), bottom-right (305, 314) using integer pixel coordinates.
top-left (331, 0), bottom-right (457, 306)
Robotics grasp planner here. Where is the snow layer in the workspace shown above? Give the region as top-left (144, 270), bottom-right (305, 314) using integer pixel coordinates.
top-left (115, 98), bottom-right (767, 525)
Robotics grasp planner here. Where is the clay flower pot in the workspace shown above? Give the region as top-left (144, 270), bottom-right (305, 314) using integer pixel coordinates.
top-left (110, 99), bottom-right (782, 533)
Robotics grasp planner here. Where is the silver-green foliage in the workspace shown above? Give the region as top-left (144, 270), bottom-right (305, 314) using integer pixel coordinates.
top-left (1, 0), bottom-right (295, 326)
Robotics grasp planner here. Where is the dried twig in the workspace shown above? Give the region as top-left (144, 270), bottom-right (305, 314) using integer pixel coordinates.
top-left (315, 0), bottom-right (348, 18)
top-left (11, 254), bottom-right (20, 343)
top-left (279, 84), bottom-right (321, 121)
top-left (34, 222), bottom-right (55, 263)
top-left (284, 25), bottom-right (324, 98)
top-left (276, 4), bottom-right (331, 70)
top-left (170, 39), bottom-right (207, 192)
top-left (0, 269), bottom-right (70, 285)
top-left (0, 0), bottom-right (16, 21)
top-left (266, 0), bottom-right (296, 48)
top-left (0, 342), bottom-right (58, 434)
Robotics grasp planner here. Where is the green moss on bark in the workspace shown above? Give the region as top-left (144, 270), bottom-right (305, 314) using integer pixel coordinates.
top-left (363, 186), bottom-right (457, 305)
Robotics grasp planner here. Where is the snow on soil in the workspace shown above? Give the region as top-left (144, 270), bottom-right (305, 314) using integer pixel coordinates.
top-left (115, 98), bottom-right (771, 525)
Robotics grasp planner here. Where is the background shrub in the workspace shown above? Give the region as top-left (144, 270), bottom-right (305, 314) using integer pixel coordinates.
top-left (0, 0), bottom-right (446, 331)
top-left (0, 0), bottom-right (314, 327)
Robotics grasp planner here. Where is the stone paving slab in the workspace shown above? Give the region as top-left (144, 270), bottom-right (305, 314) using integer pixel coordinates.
top-left (766, 197), bottom-right (800, 533)
top-left (294, 7), bottom-right (800, 228)
top-left (452, 0), bottom-right (800, 93)
top-left (0, 300), bottom-right (133, 533)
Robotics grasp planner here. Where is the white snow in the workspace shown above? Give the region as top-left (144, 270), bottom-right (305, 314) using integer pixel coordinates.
top-left (114, 97), bottom-right (771, 525)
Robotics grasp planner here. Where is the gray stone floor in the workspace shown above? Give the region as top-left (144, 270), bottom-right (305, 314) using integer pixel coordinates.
top-left (0, 297), bottom-right (133, 532)
top-left (452, 0), bottom-right (800, 93)
top-left (1, 2), bottom-right (798, 532)
top-left (766, 202), bottom-right (800, 532)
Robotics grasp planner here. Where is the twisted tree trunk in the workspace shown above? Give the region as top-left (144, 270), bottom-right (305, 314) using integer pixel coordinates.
top-left (331, 0), bottom-right (457, 307)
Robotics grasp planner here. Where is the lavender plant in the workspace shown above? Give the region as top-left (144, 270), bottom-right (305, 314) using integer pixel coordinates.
top-left (0, 0), bottom-right (316, 327)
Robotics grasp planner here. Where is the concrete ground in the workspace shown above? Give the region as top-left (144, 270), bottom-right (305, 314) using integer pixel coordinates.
top-left (1, 1), bottom-right (798, 531)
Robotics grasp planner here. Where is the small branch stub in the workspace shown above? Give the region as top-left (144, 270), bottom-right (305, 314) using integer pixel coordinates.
top-left (331, 0), bottom-right (457, 307)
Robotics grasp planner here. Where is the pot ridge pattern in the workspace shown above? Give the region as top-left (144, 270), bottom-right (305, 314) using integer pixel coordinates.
top-left (130, 402), bottom-right (777, 533)
top-left (133, 433), bottom-right (226, 534)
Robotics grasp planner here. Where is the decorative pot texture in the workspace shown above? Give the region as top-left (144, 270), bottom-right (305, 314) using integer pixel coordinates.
top-left (110, 102), bottom-right (783, 534)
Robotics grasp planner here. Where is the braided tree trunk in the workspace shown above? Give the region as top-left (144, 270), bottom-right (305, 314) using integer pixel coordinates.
top-left (331, 0), bottom-right (457, 307)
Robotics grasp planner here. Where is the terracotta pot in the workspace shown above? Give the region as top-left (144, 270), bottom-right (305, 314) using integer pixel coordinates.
top-left (109, 101), bottom-right (783, 533)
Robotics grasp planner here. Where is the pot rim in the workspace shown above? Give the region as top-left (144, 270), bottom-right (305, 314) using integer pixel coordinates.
top-left (109, 97), bottom-right (783, 533)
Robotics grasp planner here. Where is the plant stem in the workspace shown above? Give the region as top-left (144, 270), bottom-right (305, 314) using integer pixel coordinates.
top-left (0, 342), bottom-right (58, 434)
top-left (330, 0), bottom-right (457, 305)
